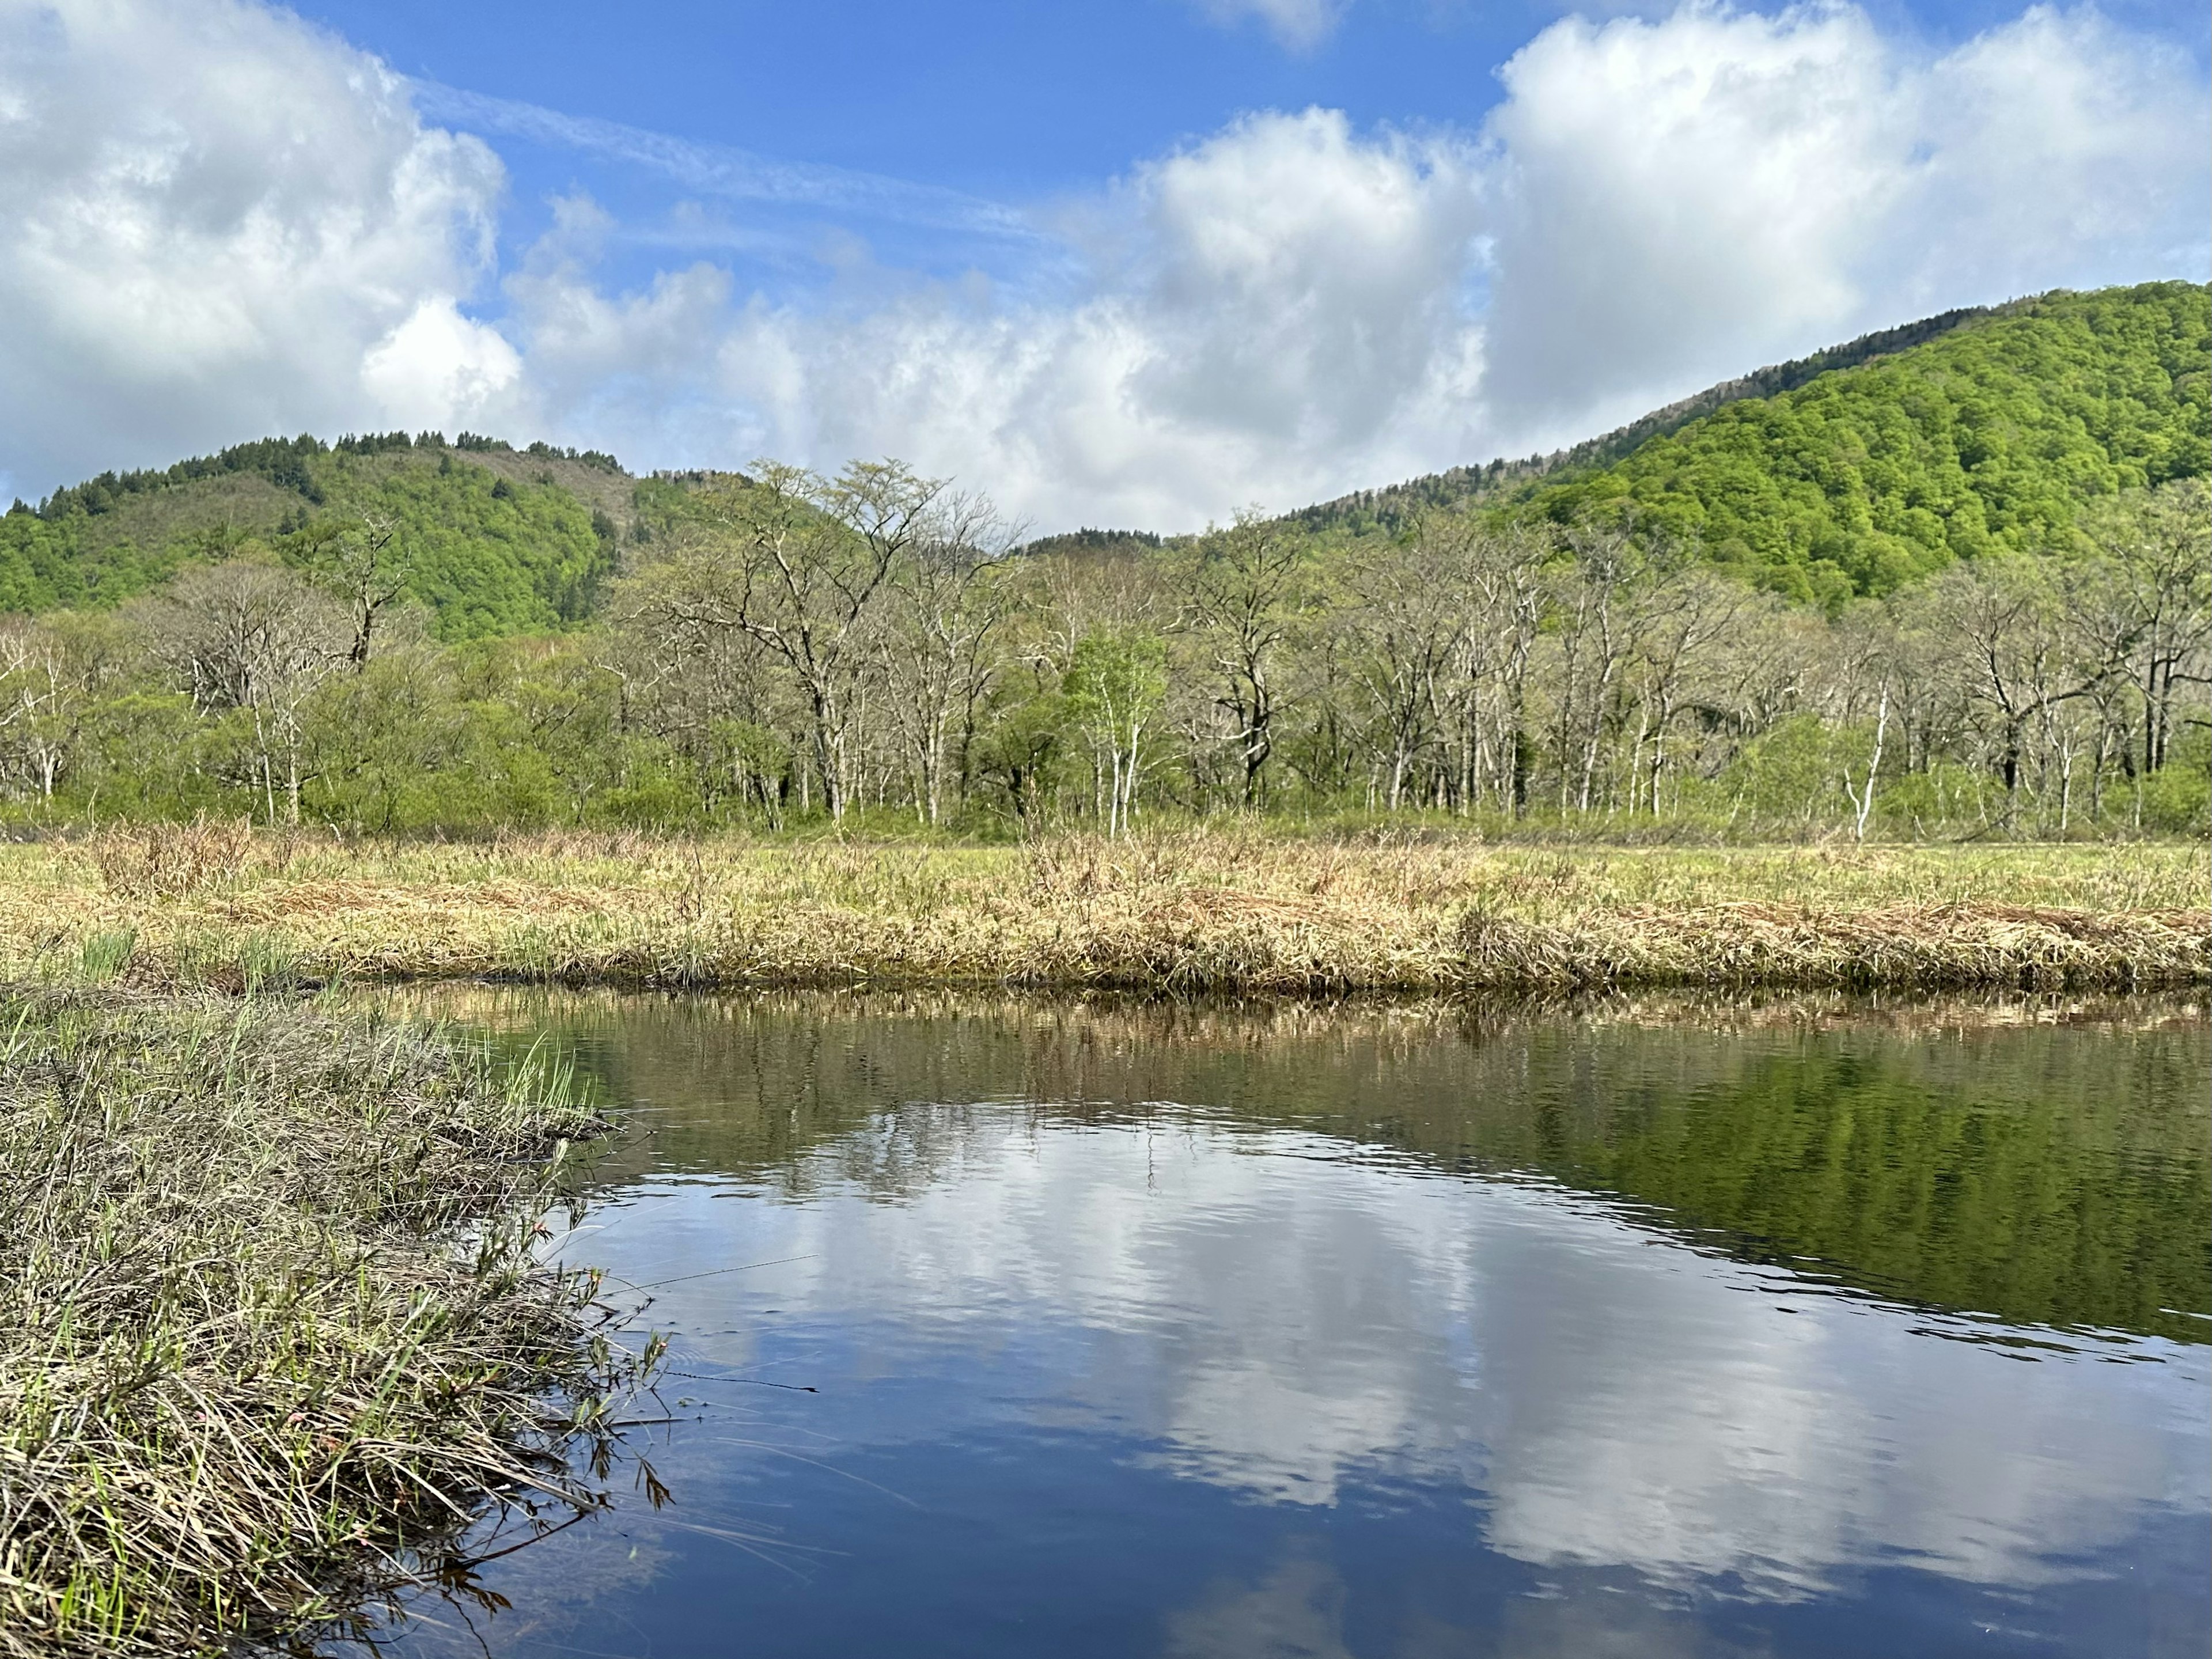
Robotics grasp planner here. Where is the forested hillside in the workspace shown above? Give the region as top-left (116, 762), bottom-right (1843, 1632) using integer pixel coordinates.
top-left (1517, 282), bottom-right (2209, 603)
top-left (1293, 297), bottom-right (2011, 539)
top-left (1, 432), bottom-right (631, 635)
top-left (1291, 282), bottom-right (2208, 605)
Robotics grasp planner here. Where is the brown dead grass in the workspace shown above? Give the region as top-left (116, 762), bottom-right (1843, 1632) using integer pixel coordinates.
top-left (2, 827), bottom-right (2203, 995)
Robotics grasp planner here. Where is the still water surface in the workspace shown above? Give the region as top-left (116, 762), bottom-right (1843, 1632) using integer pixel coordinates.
top-left (361, 994), bottom-right (2209, 1658)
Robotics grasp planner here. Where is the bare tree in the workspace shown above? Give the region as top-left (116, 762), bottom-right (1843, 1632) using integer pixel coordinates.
top-left (0, 619), bottom-right (88, 802)
top-left (1175, 512), bottom-right (1312, 808)
top-left (1547, 526), bottom-right (1638, 815)
top-left (2070, 480), bottom-right (2212, 794)
top-left (1453, 520), bottom-right (1552, 815)
top-left (1818, 603), bottom-right (1899, 842)
top-left (1923, 555), bottom-right (2081, 825)
top-left (627, 460), bottom-right (942, 822)
top-left (294, 512), bottom-right (413, 666)
top-left (130, 556), bottom-right (345, 823)
top-left (1622, 559), bottom-right (1763, 816)
top-left (880, 491), bottom-right (1022, 825)
top-left (1338, 530), bottom-right (1471, 810)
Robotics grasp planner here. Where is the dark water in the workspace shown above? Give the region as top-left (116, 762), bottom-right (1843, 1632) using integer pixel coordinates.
top-left (357, 993), bottom-right (2210, 1658)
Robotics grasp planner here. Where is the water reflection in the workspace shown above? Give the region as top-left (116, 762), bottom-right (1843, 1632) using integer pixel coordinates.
top-left (354, 992), bottom-right (2209, 1658)
top-left (554, 991), bottom-right (2210, 1342)
top-left (623, 1116), bottom-right (2200, 1593)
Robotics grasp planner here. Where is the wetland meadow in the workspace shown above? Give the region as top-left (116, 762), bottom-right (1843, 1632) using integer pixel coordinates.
top-left (1, 828), bottom-right (2206, 1656)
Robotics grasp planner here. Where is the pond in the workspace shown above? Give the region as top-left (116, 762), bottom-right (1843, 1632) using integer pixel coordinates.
top-left (348, 992), bottom-right (2210, 1658)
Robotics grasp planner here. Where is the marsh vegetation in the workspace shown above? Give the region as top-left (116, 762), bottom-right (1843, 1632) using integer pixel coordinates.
top-left (0, 992), bottom-right (653, 1658)
top-left (1, 827), bottom-right (2201, 997)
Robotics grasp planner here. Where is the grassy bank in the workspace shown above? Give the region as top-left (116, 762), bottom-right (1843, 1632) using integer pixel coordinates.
top-left (0, 991), bottom-right (648, 1658)
top-left (2, 825), bottom-right (2204, 994)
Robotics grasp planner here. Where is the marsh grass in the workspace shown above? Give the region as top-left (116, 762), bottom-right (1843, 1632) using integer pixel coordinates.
top-left (0, 991), bottom-right (654, 1658)
top-left (84, 819), bottom-right (254, 902)
top-left (3, 828), bottom-right (2206, 994)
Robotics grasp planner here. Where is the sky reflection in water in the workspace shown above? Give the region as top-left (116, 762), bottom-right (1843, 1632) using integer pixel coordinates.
top-left (359, 997), bottom-right (2210, 1658)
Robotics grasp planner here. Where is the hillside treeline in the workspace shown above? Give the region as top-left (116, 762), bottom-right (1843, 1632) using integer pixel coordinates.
top-left (1520, 283), bottom-right (2208, 604)
top-left (1296, 283), bottom-right (2208, 607)
top-left (0, 460), bottom-right (2202, 840)
top-left (0, 432), bottom-right (626, 627)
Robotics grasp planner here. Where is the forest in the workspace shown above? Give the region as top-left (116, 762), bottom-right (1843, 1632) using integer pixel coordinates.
top-left (0, 282), bottom-right (2203, 842)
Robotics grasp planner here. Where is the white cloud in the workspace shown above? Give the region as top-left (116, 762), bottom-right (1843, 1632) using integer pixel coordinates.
top-left (0, 0), bottom-right (2203, 527)
top-left (1195, 0), bottom-right (1351, 52)
top-left (505, 2), bottom-right (2205, 530)
top-left (0, 0), bottom-right (506, 495)
top-left (614, 109), bottom-right (1495, 529)
top-left (359, 297), bottom-right (522, 429)
top-left (1480, 3), bottom-right (1906, 430)
top-left (478, 108), bottom-right (1490, 528)
top-left (1478, 2), bottom-right (2212, 440)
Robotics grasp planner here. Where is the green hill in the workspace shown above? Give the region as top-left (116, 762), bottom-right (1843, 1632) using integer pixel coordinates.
top-left (1521, 282), bottom-right (2210, 602)
top-left (1292, 282), bottom-right (2209, 604)
top-left (1292, 297), bottom-right (2012, 537)
top-left (0, 432), bottom-right (644, 638)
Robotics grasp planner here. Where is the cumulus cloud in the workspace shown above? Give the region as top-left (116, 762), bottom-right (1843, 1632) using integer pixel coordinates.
top-left (504, 1), bottom-right (2205, 528)
top-left (1479, 2), bottom-right (2212, 437)
top-left (0, 0), bottom-right (2204, 526)
top-left (585, 109), bottom-right (1493, 529)
top-left (0, 0), bottom-right (507, 495)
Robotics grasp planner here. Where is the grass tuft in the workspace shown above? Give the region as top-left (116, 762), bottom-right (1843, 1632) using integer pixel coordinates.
top-left (84, 819), bottom-right (254, 902)
top-left (0, 991), bottom-right (650, 1658)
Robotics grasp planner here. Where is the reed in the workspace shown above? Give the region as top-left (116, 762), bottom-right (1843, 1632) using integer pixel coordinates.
top-left (0, 828), bottom-right (2203, 995)
top-left (0, 991), bottom-right (652, 1658)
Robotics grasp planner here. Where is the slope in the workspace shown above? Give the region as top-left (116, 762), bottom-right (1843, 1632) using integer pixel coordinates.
top-left (1519, 281), bottom-right (2210, 602)
top-left (1293, 298), bottom-right (2012, 538)
top-left (0, 433), bottom-right (640, 637)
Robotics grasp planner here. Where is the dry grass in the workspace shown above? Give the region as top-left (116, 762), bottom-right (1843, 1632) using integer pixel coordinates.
top-left (0, 991), bottom-right (653, 1658)
top-left (0, 826), bottom-right (2203, 995)
top-left (82, 818), bottom-right (252, 901)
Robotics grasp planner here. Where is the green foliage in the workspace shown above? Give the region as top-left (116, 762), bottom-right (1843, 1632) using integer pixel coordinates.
top-left (296, 453), bottom-right (614, 638)
top-left (5, 437), bottom-right (624, 637)
top-left (1522, 282), bottom-right (2210, 601)
top-left (298, 640), bottom-right (650, 834)
top-left (1718, 714), bottom-right (1863, 827)
top-left (2138, 726), bottom-right (2211, 836)
top-left (0, 505), bottom-right (201, 613)
top-left (1063, 628), bottom-right (1168, 738)
top-left (1874, 762), bottom-right (2006, 838)
top-left (970, 683), bottom-right (1073, 825)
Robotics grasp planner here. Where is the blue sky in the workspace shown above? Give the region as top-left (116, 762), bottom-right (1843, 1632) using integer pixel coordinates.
top-left (297, 0), bottom-right (2209, 186)
top-left (1, 0), bottom-right (2207, 527)
top-left (294, 0), bottom-right (2210, 308)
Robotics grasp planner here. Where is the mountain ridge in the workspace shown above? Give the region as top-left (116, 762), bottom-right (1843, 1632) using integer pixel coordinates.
top-left (1283, 296), bottom-right (2020, 537)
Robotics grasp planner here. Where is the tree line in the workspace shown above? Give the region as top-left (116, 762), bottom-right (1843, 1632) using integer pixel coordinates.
top-left (0, 463), bottom-right (2203, 839)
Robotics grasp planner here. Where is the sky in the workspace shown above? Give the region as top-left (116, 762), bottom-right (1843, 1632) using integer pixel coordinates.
top-left (0, 0), bottom-right (2206, 531)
